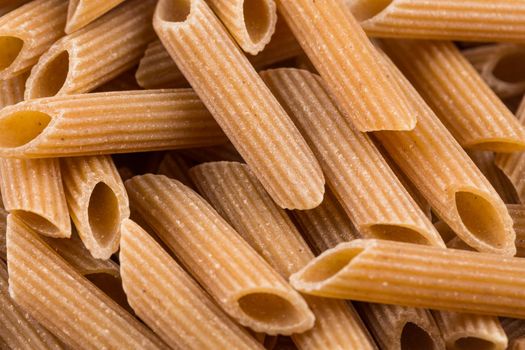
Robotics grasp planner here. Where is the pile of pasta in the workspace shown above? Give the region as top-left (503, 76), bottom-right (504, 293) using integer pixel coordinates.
top-left (5, 0), bottom-right (525, 349)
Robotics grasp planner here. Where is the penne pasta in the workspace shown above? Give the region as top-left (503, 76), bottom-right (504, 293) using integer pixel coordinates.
top-left (6, 214), bottom-right (167, 349)
top-left (433, 311), bottom-right (507, 350)
top-left (0, 158), bottom-right (70, 238)
top-left (290, 238), bottom-right (525, 318)
top-left (153, 0), bottom-right (324, 210)
top-left (0, 0), bottom-right (67, 79)
top-left (0, 260), bottom-right (64, 350)
top-left (0, 0), bottom-right (31, 16)
top-left (190, 161), bottom-right (376, 350)
top-left (346, 0), bottom-right (525, 42)
top-left (374, 50), bottom-right (516, 256)
top-left (206, 0), bottom-right (276, 55)
top-left (120, 219), bottom-right (264, 350)
top-left (66, 0), bottom-right (126, 34)
top-left (380, 39), bottom-right (525, 152)
top-left (157, 152), bottom-right (194, 187)
top-left (0, 90), bottom-right (226, 158)
top-left (501, 318), bottom-right (525, 349)
top-left (0, 194), bottom-right (7, 262)
top-left (261, 68), bottom-right (443, 246)
top-left (60, 155), bottom-right (129, 259)
top-left (125, 174), bottom-right (315, 335)
top-left (0, 71), bottom-right (27, 106)
top-left (93, 66), bottom-right (141, 93)
top-left (507, 204), bottom-right (525, 257)
top-left (25, 0), bottom-right (155, 99)
top-left (275, 0), bottom-right (415, 132)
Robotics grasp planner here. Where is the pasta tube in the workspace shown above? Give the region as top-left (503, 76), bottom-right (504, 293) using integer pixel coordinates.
top-left (0, 0), bottom-right (67, 79)
top-left (261, 68), bottom-right (443, 246)
top-left (190, 161), bottom-right (376, 350)
top-left (0, 158), bottom-right (70, 238)
top-left (0, 71), bottom-right (27, 106)
top-left (0, 90), bottom-right (226, 158)
top-left (120, 219), bottom-right (264, 350)
top-left (61, 155), bottom-right (129, 259)
top-left (25, 0), bottom-right (155, 99)
top-left (153, 0), bottom-right (324, 210)
top-left (6, 214), bottom-right (167, 349)
top-left (157, 152), bottom-right (194, 187)
top-left (0, 193), bottom-right (7, 262)
top-left (374, 50), bottom-right (516, 256)
top-left (381, 39), bottom-right (525, 152)
top-left (507, 204), bottom-right (525, 257)
top-left (275, 0), bottom-right (415, 131)
top-left (347, 0), bottom-right (525, 42)
top-left (125, 174), bottom-right (315, 335)
top-left (290, 238), bottom-right (525, 318)
top-left (66, 0), bottom-right (126, 34)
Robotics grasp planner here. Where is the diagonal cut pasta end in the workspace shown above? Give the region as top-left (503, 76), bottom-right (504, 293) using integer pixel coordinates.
top-left (25, 49), bottom-right (70, 99)
top-left (0, 36), bottom-right (23, 71)
top-left (0, 109), bottom-right (51, 156)
top-left (345, 0), bottom-right (393, 22)
top-left (155, 0), bottom-right (192, 25)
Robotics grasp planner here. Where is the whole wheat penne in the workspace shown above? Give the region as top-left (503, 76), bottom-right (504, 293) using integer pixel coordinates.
top-left (181, 143), bottom-right (244, 163)
top-left (356, 303), bottom-right (444, 350)
top-left (136, 19), bottom-right (301, 89)
top-left (433, 311), bottom-right (507, 350)
top-left (512, 337), bottom-right (525, 350)
top-left (381, 39), bottom-right (525, 152)
top-left (507, 204), bottom-right (525, 257)
top-left (66, 0), bottom-right (126, 34)
top-left (190, 161), bottom-right (376, 350)
top-left (0, 0), bottom-right (67, 79)
top-left (291, 238), bottom-right (525, 318)
top-left (120, 219), bottom-right (264, 350)
top-left (374, 50), bottom-right (516, 256)
top-left (0, 158), bottom-right (70, 238)
top-left (157, 152), bottom-right (194, 187)
top-left (346, 0), bottom-right (525, 42)
top-left (125, 174), bottom-right (314, 335)
top-left (154, 0), bottom-right (324, 210)
top-left (261, 68), bottom-right (443, 246)
top-left (0, 193), bottom-right (7, 262)
top-left (6, 214), bottom-right (167, 349)
top-left (0, 90), bottom-right (226, 158)
top-left (0, 0), bottom-right (31, 16)
top-left (0, 260), bottom-right (64, 350)
top-left (25, 0), bottom-right (155, 99)
top-left (60, 155), bottom-right (129, 259)
top-left (275, 0), bottom-right (414, 132)
top-left (501, 318), bottom-right (525, 349)
top-left (0, 72), bottom-right (27, 106)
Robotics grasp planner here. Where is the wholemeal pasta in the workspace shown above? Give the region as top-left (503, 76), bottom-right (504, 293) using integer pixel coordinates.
top-left (6, 214), bottom-right (168, 349)
top-left (507, 204), bottom-right (525, 257)
top-left (60, 155), bottom-right (129, 259)
top-left (190, 161), bottom-right (376, 350)
top-left (120, 219), bottom-right (264, 350)
top-left (153, 0), bottom-right (324, 210)
top-left (181, 143), bottom-right (244, 164)
top-left (25, 0), bottom-right (155, 99)
top-left (0, 0), bottom-right (67, 79)
top-left (261, 68), bottom-right (443, 246)
top-left (0, 90), bottom-right (226, 158)
top-left (346, 0), bottom-right (525, 42)
top-left (0, 0), bottom-right (31, 16)
top-left (501, 318), bottom-right (525, 349)
top-left (157, 152), bottom-right (194, 187)
top-left (66, 0), bottom-right (126, 34)
top-left (125, 174), bottom-right (315, 335)
top-left (380, 39), bottom-right (525, 152)
top-left (0, 192), bottom-right (7, 262)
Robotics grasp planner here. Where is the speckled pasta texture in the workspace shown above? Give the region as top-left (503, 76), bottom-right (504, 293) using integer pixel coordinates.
top-left (65, 0), bottom-right (125, 33)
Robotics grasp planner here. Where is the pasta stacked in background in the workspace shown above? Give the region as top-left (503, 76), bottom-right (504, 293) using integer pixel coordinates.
top-left (4, 0), bottom-right (525, 349)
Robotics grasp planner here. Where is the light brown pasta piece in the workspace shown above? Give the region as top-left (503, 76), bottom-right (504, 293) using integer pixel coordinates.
top-left (261, 68), bottom-right (443, 246)
top-left (0, 260), bottom-right (64, 350)
top-left (433, 311), bottom-right (507, 350)
top-left (157, 152), bottom-right (194, 187)
top-left (0, 0), bottom-right (66, 79)
top-left (6, 214), bottom-right (167, 349)
top-left (374, 50), bottom-right (516, 256)
top-left (190, 161), bottom-right (376, 350)
top-left (66, 0), bottom-right (126, 34)
top-left (206, 0), bottom-right (276, 54)
top-left (380, 39), bottom-right (525, 152)
top-left (0, 193), bottom-right (7, 262)
top-left (136, 19), bottom-right (301, 89)
top-left (347, 0), bottom-right (525, 42)
top-left (507, 204), bottom-right (525, 257)
top-left (60, 155), bottom-right (129, 259)
top-left (0, 71), bottom-right (27, 106)
top-left (501, 318), bottom-right (525, 349)
top-left (275, 0), bottom-right (414, 132)
top-left (25, 0), bottom-right (155, 99)
top-left (0, 0), bottom-right (31, 16)
top-left (125, 174), bottom-right (314, 335)
top-left (120, 219), bottom-right (264, 350)
top-left (181, 143), bottom-right (243, 163)
top-left (0, 90), bottom-right (226, 158)
top-left (153, 0), bottom-right (324, 210)
top-left (0, 158), bottom-right (70, 238)
top-left (291, 238), bottom-right (525, 318)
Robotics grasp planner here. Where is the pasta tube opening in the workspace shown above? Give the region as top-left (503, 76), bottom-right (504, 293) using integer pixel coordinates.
top-left (298, 247), bottom-right (364, 284)
top-left (454, 191), bottom-right (507, 249)
top-left (0, 111), bottom-right (50, 148)
top-left (367, 224), bottom-right (432, 245)
top-left (454, 337), bottom-right (498, 350)
top-left (401, 322), bottom-right (439, 350)
top-left (0, 36), bottom-right (23, 70)
top-left (157, 0), bottom-right (191, 23)
top-left (29, 50), bottom-right (69, 98)
top-left (12, 210), bottom-right (60, 237)
top-left (243, 0), bottom-right (273, 44)
top-left (88, 182), bottom-right (120, 247)
top-left (492, 51), bottom-right (525, 84)
top-left (346, 0), bottom-right (393, 22)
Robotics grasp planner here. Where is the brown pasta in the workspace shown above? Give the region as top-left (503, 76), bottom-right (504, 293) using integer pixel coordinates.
top-left (157, 152), bottom-right (194, 187)
top-left (0, 0), bottom-right (31, 16)
top-left (66, 0), bottom-right (126, 34)
top-left (507, 204), bottom-right (525, 257)
top-left (501, 318), bottom-right (525, 349)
